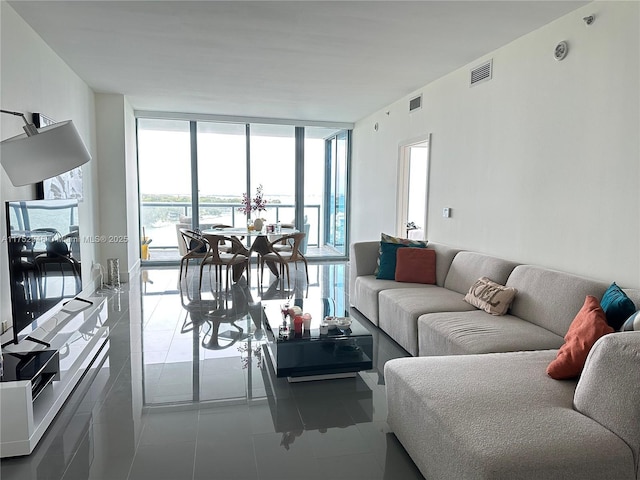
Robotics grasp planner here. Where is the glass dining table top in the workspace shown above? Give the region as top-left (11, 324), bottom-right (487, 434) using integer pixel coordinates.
top-left (202, 227), bottom-right (297, 237)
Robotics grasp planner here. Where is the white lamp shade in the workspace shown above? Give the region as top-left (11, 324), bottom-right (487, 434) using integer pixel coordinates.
top-left (1, 120), bottom-right (91, 186)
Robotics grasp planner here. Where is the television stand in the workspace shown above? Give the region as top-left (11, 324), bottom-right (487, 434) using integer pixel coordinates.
top-left (1, 334), bottom-right (52, 350)
top-left (0, 350), bottom-right (60, 402)
top-left (0, 296), bottom-right (109, 458)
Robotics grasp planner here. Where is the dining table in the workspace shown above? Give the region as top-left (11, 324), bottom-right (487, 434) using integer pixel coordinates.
top-left (201, 227), bottom-right (298, 282)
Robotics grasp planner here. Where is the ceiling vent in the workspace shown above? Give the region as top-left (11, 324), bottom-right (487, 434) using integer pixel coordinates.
top-left (409, 94), bottom-right (422, 112)
top-left (470, 60), bottom-right (492, 86)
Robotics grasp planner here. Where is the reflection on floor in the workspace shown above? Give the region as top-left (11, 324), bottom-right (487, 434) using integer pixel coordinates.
top-left (0, 263), bottom-right (423, 480)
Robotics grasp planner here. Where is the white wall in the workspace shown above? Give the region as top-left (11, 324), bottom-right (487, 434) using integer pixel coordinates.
top-left (351, 1), bottom-right (639, 288)
top-left (95, 94), bottom-right (139, 279)
top-left (0, 2), bottom-right (98, 323)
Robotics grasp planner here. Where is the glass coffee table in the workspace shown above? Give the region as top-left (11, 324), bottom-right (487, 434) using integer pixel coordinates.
top-left (261, 298), bottom-right (373, 382)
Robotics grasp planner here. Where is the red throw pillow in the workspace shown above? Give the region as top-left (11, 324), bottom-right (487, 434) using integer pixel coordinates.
top-left (546, 295), bottom-right (614, 380)
top-left (395, 248), bottom-right (436, 284)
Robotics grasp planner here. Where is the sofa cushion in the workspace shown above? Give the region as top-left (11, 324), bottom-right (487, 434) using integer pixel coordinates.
top-left (424, 242), bottom-right (462, 287)
top-left (443, 252), bottom-right (519, 295)
top-left (353, 275), bottom-right (427, 326)
top-left (600, 282), bottom-right (637, 330)
top-left (506, 265), bottom-right (609, 337)
top-left (464, 277), bottom-right (517, 315)
top-left (546, 296), bottom-right (614, 380)
top-left (395, 247), bottom-right (436, 284)
top-left (350, 242), bottom-right (462, 326)
top-left (621, 311), bottom-right (640, 331)
top-left (385, 351), bottom-right (635, 480)
top-left (418, 310), bottom-right (564, 356)
top-left (574, 332), bottom-right (640, 477)
top-left (623, 288), bottom-right (640, 309)
top-left (378, 287), bottom-right (475, 355)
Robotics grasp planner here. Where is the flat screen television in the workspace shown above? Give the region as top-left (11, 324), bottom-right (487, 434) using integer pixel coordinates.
top-left (4, 199), bottom-right (81, 347)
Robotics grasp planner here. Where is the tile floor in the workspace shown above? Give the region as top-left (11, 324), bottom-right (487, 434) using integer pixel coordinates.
top-left (0, 262), bottom-right (424, 480)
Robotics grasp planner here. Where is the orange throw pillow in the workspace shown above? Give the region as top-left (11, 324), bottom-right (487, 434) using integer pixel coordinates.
top-left (546, 295), bottom-right (614, 380)
top-left (395, 248), bottom-right (436, 284)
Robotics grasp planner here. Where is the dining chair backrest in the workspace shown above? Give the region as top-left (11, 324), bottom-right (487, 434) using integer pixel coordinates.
top-left (179, 228), bottom-right (208, 255)
top-left (202, 234), bottom-right (226, 260)
top-left (270, 232), bottom-right (306, 258)
top-left (202, 234), bottom-right (246, 259)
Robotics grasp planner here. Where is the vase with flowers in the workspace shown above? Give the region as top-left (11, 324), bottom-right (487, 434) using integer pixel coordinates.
top-left (239, 184), bottom-right (268, 230)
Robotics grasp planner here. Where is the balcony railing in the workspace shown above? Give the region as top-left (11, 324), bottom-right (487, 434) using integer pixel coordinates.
top-left (140, 201), bottom-right (321, 250)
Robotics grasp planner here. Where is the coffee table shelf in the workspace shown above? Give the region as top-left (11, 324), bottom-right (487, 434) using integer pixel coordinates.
top-left (261, 299), bottom-right (373, 382)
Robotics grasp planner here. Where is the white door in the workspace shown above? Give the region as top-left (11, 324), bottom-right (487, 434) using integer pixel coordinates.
top-left (397, 135), bottom-right (430, 239)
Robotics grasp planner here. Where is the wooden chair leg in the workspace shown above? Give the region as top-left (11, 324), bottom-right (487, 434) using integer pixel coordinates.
top-left (302, 258), bottom-right (309, 284)
top-left (284, 263), bottom-right (291, 290)
top-left (198, 260), bottom-right (206, 290)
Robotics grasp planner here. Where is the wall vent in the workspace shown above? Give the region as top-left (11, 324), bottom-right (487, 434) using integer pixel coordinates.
top-left (470, 60), bottom-right (492, 86)
top-left (409, 94), bottom-right (422, 112)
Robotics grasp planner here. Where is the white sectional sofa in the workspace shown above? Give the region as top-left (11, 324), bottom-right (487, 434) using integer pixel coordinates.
top-left (349, 240), bottom-right (640, 480)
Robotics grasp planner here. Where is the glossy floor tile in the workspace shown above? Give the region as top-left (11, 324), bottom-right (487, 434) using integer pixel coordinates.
top-left (0, 263), bottom-right (423, 480)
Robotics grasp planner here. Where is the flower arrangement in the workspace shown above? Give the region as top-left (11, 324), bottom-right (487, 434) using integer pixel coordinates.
top-left (238, 184), bottom-right (268, 215)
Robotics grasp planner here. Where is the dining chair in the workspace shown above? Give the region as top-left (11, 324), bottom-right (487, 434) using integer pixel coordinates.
top-left (210, 224), bottom-right (234, 253)
top-left (268, 223), bottom-right (296, 253)
top-left (259, 232), bottom-right (309, 290)
top-left (199, 234), bottom-right (250, 292)
top-left (178, 228), bottom-right (209, 280)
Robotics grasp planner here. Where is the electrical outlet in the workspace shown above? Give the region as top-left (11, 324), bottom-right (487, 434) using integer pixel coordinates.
top-left (1, 320), bottom-right (8, 334)
top-left (443, 207), bottom-right (451, 218)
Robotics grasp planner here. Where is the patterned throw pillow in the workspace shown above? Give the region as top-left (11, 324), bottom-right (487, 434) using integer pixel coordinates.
top-left (374, 233), bottom-right (428, 275)
top-left (600, 283), bottom-right (636, 330)
top-left (621, 311), bottom-right (640, 331)
top-left (464, 277), bottom-right (517, 316)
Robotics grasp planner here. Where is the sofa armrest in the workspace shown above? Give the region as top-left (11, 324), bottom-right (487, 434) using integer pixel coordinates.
top-left (349, 241), bottom-right (379, 305)
top-left (574, 332), bottom-right (640, 474)
top-left (350, 241), bottom-right (380, 276)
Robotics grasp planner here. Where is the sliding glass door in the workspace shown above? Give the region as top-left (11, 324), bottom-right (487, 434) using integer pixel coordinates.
top-left (305, 127), bottom-right (349, 257)
top-left (324, 131), bottom-right (348, 254)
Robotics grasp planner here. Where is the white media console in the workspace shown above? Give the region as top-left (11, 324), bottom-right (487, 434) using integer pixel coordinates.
top-left (0, 296), bottom-right (109, 458)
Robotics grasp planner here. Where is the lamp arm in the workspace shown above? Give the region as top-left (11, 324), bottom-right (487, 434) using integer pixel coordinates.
top-left (1, 109), bottom-right (39, 136)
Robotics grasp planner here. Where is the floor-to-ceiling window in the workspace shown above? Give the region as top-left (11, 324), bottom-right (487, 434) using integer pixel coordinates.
top-left (137, 116), bottom-right (351, 262)
top-left (196, 122), bottom-right (247, 227)
top-left (249, 124), bottom-right (295, 226)
top-left (137, 119), bottom-right (193, 258)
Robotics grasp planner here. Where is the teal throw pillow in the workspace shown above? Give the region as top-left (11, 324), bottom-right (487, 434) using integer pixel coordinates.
top-left (600, 283), bottom-right (636, 331)
top-left (376, 241), bottom-right (427, 280)
top-left (621, 311), bottom-right (639, 331)
top-left (374, 233), bottom-right (428, 275)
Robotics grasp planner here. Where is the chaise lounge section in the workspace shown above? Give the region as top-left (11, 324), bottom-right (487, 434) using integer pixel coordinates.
top-left (384, 332), bottom-right (640, 480)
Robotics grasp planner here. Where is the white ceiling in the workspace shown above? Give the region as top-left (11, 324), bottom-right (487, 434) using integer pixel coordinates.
top-left (9, 0), bottom-right (587, 124)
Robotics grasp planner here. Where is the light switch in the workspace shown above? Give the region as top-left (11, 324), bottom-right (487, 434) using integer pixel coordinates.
top-left (443, 208), bottom-right (451, 218)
